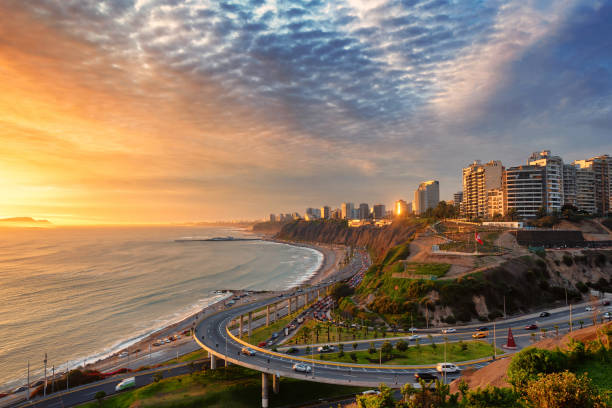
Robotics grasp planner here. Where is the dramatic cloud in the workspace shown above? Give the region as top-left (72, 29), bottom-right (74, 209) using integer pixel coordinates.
top-left (0, 0), bottom-right (610, 223)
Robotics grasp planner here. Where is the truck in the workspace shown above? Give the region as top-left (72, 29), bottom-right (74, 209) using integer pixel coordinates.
top-left (115, 377), bottom-right (136, 392)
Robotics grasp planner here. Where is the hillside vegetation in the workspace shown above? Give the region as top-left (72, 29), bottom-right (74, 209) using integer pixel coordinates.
top-left (352, 245), bottom-right (612, 327)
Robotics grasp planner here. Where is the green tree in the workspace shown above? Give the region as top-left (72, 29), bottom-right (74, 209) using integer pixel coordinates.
top-left (95, 391), bottom-right (106, 405)
top-left (356, 383), bottom-right (395, 408)
top-left (381, 341), bottom-right (393, 355)
top-left (153, 372), bottom-right (163, 382)
top-left (353, 342), bottom-right (359, 350)
top-left (507, 348), bottom-right (568, 391)
top-left (350, 352), bottom-right (357, 362)
top-left (396, 339), bottom-right (408, 352)
top-left (461, 386), bottom-right (519, 407)
top-left (338, 343), bottom-right (345, 357)
top-left (314, 323), bottom-right (321, 343)
top-left (524, 371), bottom-right (606, 408)
top-left (368, 342), bottom-right (376, 354)
top-left (428, 334), bottom-right (436, 350)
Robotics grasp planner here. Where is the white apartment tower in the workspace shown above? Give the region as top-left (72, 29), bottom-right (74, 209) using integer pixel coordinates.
top-left (462, 160), bottom-right (503, 218)
top-left (414, 180), bottom-right (439, 215)
top-left (528, 150), bottom-right (564, 213)
top-left (574, 155), bottom-right (612, 215)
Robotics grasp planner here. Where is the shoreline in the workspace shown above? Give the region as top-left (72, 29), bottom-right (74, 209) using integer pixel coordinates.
top-left (2, 238), bottom-right (343, 399)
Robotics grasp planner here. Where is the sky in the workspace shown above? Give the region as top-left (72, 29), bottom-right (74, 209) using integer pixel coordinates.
top-left (0, 0), bottom-right (611, 224)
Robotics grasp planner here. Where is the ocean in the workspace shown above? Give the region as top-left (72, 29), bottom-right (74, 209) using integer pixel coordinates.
top-left (0, 226), bottom-right (322, 392)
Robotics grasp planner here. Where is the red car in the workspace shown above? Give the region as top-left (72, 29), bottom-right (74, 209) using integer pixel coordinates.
top-left (525, 324), bottom-right (538, 330)
top-left (258, 341), bottom-right (267, 347)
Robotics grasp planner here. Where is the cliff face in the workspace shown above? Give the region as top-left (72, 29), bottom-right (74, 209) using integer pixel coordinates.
top-left (276, 220), bottom-right (418, 260)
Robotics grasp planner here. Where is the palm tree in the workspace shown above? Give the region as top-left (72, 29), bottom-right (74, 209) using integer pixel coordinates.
top-left (554, 325), bottom-right (559, 337)
top-left (314, 323), bottom-right (321, 343)
top-left (579, 320), bottom-right (584, 329)
top-left (326, 322), bottom-right (331, 342)
top-left (302, 327), bottom-right (312, 344)
top-left (338, 326), bottom-right (343, 342)
top-left (353, 342), bottom-right (358, 351)
top-left (381, 327), bottom-right (387, 338)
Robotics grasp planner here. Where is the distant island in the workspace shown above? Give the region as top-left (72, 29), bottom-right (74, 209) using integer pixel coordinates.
top-left (0, 217), bottom-right (52, 226)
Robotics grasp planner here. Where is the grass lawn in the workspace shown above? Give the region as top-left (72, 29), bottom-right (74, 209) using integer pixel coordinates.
top-left (401, 262), bottom-right (450, 277)
top-left (315, 341), bottom-right (501, 365)
top-left (77, 366), bottom-right (365, 408)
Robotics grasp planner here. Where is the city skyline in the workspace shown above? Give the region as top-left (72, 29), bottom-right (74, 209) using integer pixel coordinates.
top-left (1, 1), bottom-right (611, 224)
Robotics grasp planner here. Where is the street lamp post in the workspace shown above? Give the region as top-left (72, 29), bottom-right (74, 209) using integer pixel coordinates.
top-left (27, 360), bottom-right (30, 401)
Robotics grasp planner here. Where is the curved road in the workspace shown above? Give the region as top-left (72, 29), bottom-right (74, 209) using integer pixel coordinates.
top-left (194, 286), bottom-right (610, 389)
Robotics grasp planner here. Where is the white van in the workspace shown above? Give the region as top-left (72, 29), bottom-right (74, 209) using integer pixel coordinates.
top-left (436, 363), bottom-right (460, 373)
top-left (115, 377), bottom-right (136, 392)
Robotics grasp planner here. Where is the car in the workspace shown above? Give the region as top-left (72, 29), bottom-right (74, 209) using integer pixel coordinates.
top-left (271, 332), bottom-right (279, 339)
top-left (604, 312), bottom-right (611, 319)
top-left (241, 347), bottom-right (256, 356)
top-left (472, 331), bottom-right (488, 339)
top-left (258, 341), bottom-right (267, 348)
top-left (475, 326), bottom-right (489, 332)
top-left (361, 390), bottom-right (381, 395)
top-left (525, 324), bottom-right (538, 330)
top-left (436, 363), bottom-right (460, 373)
top-left (539, 312), bottom-right (550, 317)
top-left (414, 372), bottom-right (438, 381)
top-left (317, 345), bottom-right (335, 352)
top-left (442, 328), bottom-right (456, 334)
top-left (586, 306), bottom-right (595, 312)
top-left (408, 327), bottom-right (418, 332)
top-left (115, 377), bottom-right (135, 392)
top-left (292, 363), bottom-right (312, 373)
top-left (603, 300), bottom-right (610, 306)
top-left (266, 340), bottom-right (274, 346)
top-left (285, 347), bottom-right (299, 354)
top-left (118, 351), bottom-right (128, 358)
top-left (408, 334), bottom-right (421, 341)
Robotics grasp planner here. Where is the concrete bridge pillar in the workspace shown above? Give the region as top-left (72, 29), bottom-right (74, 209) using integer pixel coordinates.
top-left (239, 315), bottom-right (244, 339)
top-left (266, 305), bottom-right (270, 326)
top-left (210, 354), bottom-right (217, 370)
top-left (248, 311), bottom-right (253, 337)
top-left (262, 373), bottom-right (270, 408)
top-left (272, 374), bottom-right (279, 394)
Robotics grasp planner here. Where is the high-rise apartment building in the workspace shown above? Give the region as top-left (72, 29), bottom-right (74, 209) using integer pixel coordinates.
top-left (413, 180), bottom-right (439, 215)
top-left (330, 208), bottom-right (342, 219)
top-left (462, 160), bottom-right (503, 218)
top-left (394, 199), bottom-right (409, 217)
top-left (528, 151), bottom-right (564, 213)
top-left (574, 155), bottom-right (611, 215)
top-left (358, 203), bottom-right (370, 220)
top-left (269, 214), bottom-right (276, 222)
top-left (487, 188), bottom-right (504, 218)
top-left (453, 191), bottom-right (463, 207)
top-left (562, 164), bottom-right (577, 207)
top-left (504, 165), bottom-right (544, 218)
top-left (341, 202), bottom-right (354, 219)
top-left (575, 166), bottom-right (596, 214)
top-left (320, 206), bottom-right (331, 219)
top-left (373, 204), bottom-right (386, 219)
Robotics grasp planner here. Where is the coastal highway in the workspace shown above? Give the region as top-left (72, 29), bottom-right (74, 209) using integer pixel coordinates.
top-left (194, 286), bottom-right (611, 390)
top-left (10, 360), bottom-right (209, 408)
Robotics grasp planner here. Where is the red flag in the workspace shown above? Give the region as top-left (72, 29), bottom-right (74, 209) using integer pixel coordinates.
top-left (475, 232), bottom-right (484, 245)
